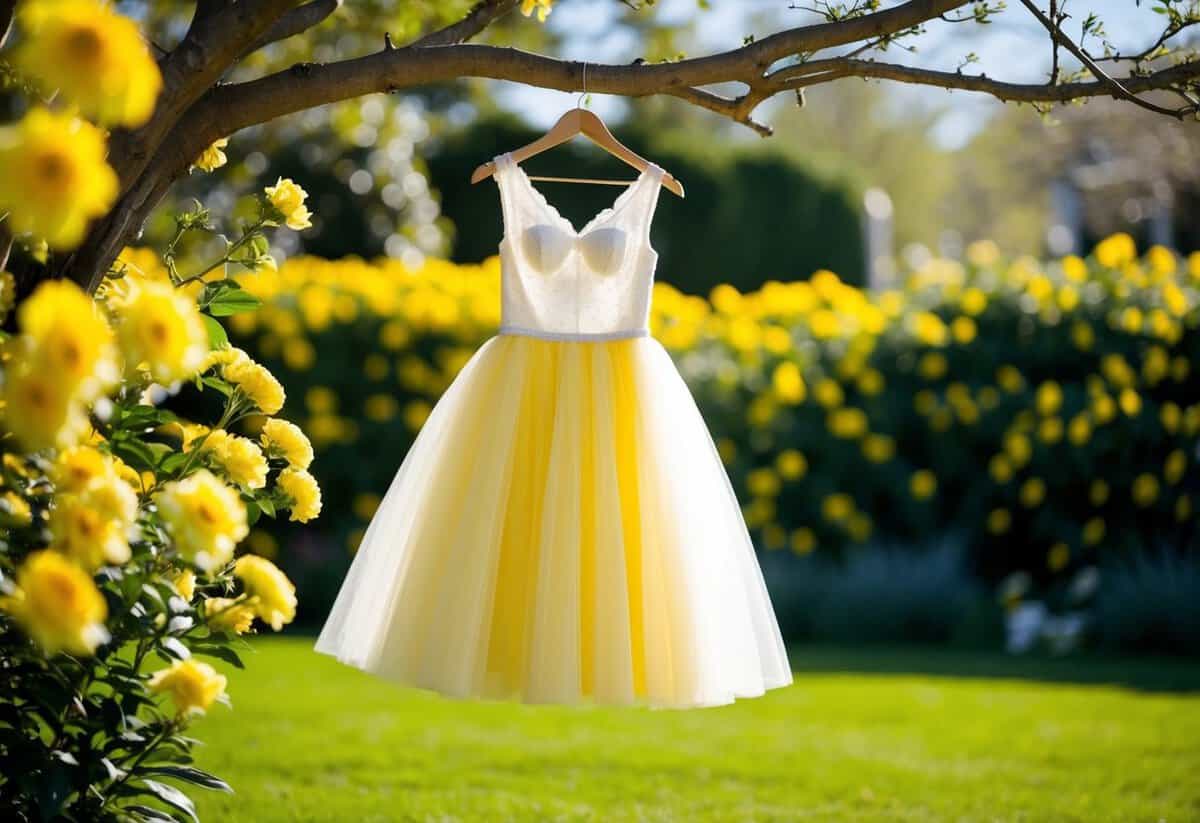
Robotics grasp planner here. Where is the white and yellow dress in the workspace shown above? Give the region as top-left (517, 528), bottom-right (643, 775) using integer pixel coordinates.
top-left (315, 154), bottom-right (791, 708)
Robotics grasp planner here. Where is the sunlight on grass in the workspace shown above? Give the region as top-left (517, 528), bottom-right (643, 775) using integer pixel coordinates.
top-left (192, 638), bottom-right (1200, 822)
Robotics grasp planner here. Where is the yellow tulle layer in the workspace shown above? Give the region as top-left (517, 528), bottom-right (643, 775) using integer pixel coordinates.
top-left (316, 336), bottom-right (791, 708)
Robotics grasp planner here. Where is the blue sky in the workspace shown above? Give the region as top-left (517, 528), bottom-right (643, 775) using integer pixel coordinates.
top-left (498, 1), bottom-right (1175, 147)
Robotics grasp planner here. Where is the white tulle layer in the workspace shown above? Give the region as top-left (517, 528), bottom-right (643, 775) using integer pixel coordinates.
top-left (315, 336), bottom-right (791, 708)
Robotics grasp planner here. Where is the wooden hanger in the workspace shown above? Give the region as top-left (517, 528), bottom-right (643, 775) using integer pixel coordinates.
top-left (470, 78), bottom-right (685, 198)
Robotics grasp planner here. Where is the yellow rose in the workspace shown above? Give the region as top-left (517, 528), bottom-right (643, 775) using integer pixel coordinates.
top-left (987, 508), bottom-right (1012, 535)
top-left (233, 555), bottom-right (297, 631)
top-left (814, 378), bottom-right (843, 408)
top-left (0, 108), bottom-right (118, 249)
top-left (193, 138), bottom-right (229, 172)
top-left (49, 475), bottom-right (139, 569)
top-left (17, 280), bottom-right (118, 401)
top-left (1019, 477), bottom-right (1046, 508)
top-left (520, 0), bottom-right (554, 21)
top-left (0, 362), bottom-right (89, 451)
top-left (789, 528), bottom-right (816, 555)
top-left (223, 358), bottom-right (286, 415)
top-left (827, 407), bottom-right (868, 439)
top-left (204, 597), bottom-right (257, 634)
top-left (260, 418), bottom-right (314, 469)
top-left (201, 430), bottom-right (269, 490)
top-left (1132, 473), bottom-right (1159, 508)
top-left (1035, 381), bottom-right (1062, 416)
top-left (821, 493), bottom-right (854, 521)
top-left (172, 569), bottom-right (196, 602)
top-left (112, 279), bottom-right (208, 382)
top-left (156, 470), bottom-right (248, 572)
top-left (746, 468), bottom-right (781, 498)
top-left (0, 550), bottom-right (109, 655)
top-left (148, 659), bottom-right (227, 716)
top-left (15, 0), bottom-right (161, 127)
top-left (264, 177), bottom-right (313, 231)
top-left (277, 467), bottom-right (322, 523)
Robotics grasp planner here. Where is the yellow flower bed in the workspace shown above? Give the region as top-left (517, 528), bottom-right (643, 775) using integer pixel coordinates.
top-left (228, 236), bottom-right (1200, 584)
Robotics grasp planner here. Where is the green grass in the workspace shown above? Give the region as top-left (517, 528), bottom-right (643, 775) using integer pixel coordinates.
top-left (190, 637), bottom-right (1200, 822)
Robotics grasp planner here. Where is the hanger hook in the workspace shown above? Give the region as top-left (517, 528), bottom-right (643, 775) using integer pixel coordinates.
top-left (577, 61), bottom-right (588, 109)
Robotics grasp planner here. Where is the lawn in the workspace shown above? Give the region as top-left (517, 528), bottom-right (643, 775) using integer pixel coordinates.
top-left (191, 637), bottom-right (1200, 822)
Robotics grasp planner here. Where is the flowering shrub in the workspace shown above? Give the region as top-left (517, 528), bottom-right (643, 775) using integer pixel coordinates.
top-left (220, 236), bottom-right (1199, 607)
top-left (0, 4), bottom-right (322, 812)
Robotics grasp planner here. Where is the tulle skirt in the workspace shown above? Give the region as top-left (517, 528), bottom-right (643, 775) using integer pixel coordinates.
top-left (314, 335), bottom-right (791, 708)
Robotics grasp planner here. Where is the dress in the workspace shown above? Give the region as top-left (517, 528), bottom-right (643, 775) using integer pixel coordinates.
top-left (315, 153), bottom-right (792, 708)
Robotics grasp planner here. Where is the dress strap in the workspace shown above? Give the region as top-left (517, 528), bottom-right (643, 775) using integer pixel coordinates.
top-left (492, 153), bottom-right (521, 237)
top-left (631, 162), bottom-right (666, 243)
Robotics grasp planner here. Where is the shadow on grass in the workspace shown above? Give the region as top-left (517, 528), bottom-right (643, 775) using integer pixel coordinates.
top-left (789, 644), bottom-right (1200, 694)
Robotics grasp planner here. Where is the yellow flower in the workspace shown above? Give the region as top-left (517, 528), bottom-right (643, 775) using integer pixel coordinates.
top-left (233, 555), bottom-right (297, 631)
top-left (790, 528), bottom-right (816, 555)
top-left (775, 449), bottom-right (807, 480)
top-left (520, 0), bottom-right (554, 21)
top-left (1089, 479), bottom-right (1109, 506)
top-left (1037, 417), bottom-right (1063, 444)
top-left (224, 358), bottom-right (286, 415)
top-left (0, 108), bottom-right (118, 249)
top-left (1132, 473), bottom-right (1159, 508)
top-left (1176, 495), bottom-right (1192, 522)
top-left (917, 352), bottom-right (948, 380)
top-left (259, 418), bottom-right (314, 469)
top-left (0, 361), bottom-right (89, 451)
top-left (0, 550), bottom-right (109, 655)
top-left (204, 596), bottom-right (257, 634)
top-left (1095, 233), bottom-right (1136, 269)
top-left (1004, 433), bottom-right (1032, 467)
top-left (821, 493), bottom-right (854, 521)
top-left (202, 430), bottom-right (268, 490)
top-left (1047, 543), bottom-right (1070, 572)
top-left (856, 368), bottom-right (885, 396)
top-left (862, 434), bottom-right (895, 463)
top-left (911, 312), bottom-right (948, 346)
top-left (172, 569), bottom-right (196, 602)
top-left (1071, 321), bottom-right (1094, 351)
top-left (814, 378), bottom-right (843, 408)
top-left (746, 468), bottom-right (781, 498)
top-left (987, 508), bottom-right (1011, 535)
top-left (771, 361), bottom-right (806, 404)
top-left (847, 513), bottom-right (872, 542)
top-left (264, 177), bottom-right (313, 231)
top-left (278, 467), bottom-right (322, 523)
top-left (989, 454), bottom-right (1013, 483)
top-left (1067, 414), bottom-right (1092, 446)
top-left (1118, 388), bottom-right (1142, 417)
top-left (15, 0), bottom-right (161, 126)
top-left (112, 279), bottom-right (207, 382)
top-left (1062, 255), bottom-right (1088, 282)
top-left (909, 469), bottom-right (937, 500)
top-left (403, 400), bottom-right (432, 431)
top-left (50, 475), bottom-right (138, 569)
top-left (53, 445), bottom-right (111, 492)
top-left (17, 280), bottom-right (118, 401)
top-left (156, 470), bottom-right (248, 572)
top-left (193, 138), bottom-right (229, 173)
top-left (148, 659), bottom-right (227, 716)
top-left (827, 407), bottom-right (868, 439)
top-left (1019, 477), bottom-right (1046, 508)
top-left (1082, 517), bottom-right (1106, 546)
top-left (1165, 450), bottom-right (1187, 485)
top-left (1035, 381), bottom-right (1062, 416)
top-left (996, 365), bottom-right (1024, 393)
top-left (1161, 402), bottom-right (1182, 434)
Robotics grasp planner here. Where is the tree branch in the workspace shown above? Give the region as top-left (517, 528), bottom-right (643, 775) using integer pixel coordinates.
top-left (0, 0), bottom-right (17, 51)
top-left (409, 0), bottom-right (521, 48)
top-left (245, 0), bottom-right (344, 55)
top-left (1016, 0), bottom-right (1194, 119)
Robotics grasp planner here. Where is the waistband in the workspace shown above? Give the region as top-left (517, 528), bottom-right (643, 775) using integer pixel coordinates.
top-left (498, 325), bottom-right (649, 342)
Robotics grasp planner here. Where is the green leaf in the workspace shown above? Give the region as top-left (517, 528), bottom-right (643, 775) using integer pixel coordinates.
top-left (190, 643), bottom-right (245, 670)
top-left (141, 780), bottom-right (199, 823)
top-left (202, 314), bottom-right (228, 349)
top-left (200, 376), bottom-right (233, 397)
top-left (124, 805), bottom-right (181, 823)
top-left (140, 765), bottom-right (232, 793)
top-left (256, 497), bottom-right (276, 518)
top-left (111, 438), bottom-right (161, 473)
top-left (206, 288), bottom-right (260, 316)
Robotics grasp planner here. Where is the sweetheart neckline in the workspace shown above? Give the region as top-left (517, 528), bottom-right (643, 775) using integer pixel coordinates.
top-left (506, 154), bottom-right (654, 238)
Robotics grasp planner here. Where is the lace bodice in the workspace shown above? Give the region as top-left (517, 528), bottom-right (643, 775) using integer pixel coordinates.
top-left (493, 153), bottom-right (664, 341)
